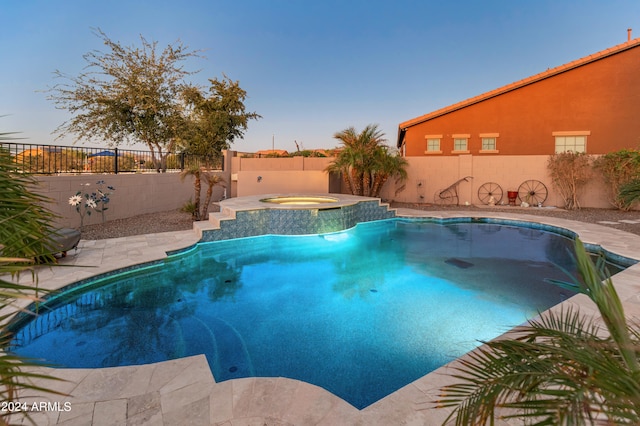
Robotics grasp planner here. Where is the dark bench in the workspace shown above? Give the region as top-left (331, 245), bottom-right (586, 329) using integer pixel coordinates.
top-left (51, 228), bottom-right (81, 257)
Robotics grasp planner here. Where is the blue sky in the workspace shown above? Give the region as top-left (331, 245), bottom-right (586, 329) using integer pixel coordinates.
top-left (2, 0), bottom-right (640, 153)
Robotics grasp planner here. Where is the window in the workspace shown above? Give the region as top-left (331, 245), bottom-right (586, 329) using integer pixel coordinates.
top-left (451, 134), bottom-right (470, 153)
top-left (453, 138), bottom-right (468, 151)
top-left (424, 134), bottom-right (442, 154)
top-left (555, 136), bottom-right (586, 153)
top-left (426, 138), bottom-right (440, 151)
top-left (481, 137), bottom-right (496, 150)
top-left (553, 131), bottom-right (590, 153)
top-left (479, 133), bottom-right (499, 153)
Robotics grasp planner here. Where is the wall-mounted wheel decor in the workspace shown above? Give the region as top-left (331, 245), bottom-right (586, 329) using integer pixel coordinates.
top-left (477, 182), bottom-right (503, 205)
top-left (517, 179), bottom-right (548, 205)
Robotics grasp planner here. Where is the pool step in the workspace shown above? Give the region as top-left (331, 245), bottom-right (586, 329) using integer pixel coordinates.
top-left (192, 211), bottom-right (236, 239)
top-left (193, 197), bottom-right (397, 240)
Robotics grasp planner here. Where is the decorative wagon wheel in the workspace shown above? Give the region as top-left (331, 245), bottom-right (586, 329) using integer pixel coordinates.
top-left (517, 180), bottom-right (548, 205)
top-left (477, 182), bottom-right (503, 205)
top-left (433, 188), bottom-right (457, 205)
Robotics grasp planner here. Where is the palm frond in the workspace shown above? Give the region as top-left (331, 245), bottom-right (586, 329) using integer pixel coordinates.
top-left (436, 238), bottom-right (640, 425)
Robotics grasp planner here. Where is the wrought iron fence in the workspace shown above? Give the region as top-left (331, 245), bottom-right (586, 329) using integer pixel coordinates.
top-left (0, 142), bottom-right (223, 174)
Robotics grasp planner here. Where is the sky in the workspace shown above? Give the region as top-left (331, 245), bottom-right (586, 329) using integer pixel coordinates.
top-left (2, 0), bottom-right (640, 153)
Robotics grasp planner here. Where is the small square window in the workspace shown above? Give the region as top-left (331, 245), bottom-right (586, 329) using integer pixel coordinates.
top-left (482, 137), bottom-right (496, 150)
top-left (426, 138), bottom-right (440, 151)
top-left (453, 138), bottom-right (468, 151)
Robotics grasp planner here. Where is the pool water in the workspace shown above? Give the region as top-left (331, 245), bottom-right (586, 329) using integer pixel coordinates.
top-left (11, 220), bottom-right (587, 409)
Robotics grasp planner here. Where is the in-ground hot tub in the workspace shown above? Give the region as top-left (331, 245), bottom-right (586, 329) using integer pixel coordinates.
top-left (260, 196), bottom-right (339, 205)
top-left (202, 194), bottom-right (396, 241)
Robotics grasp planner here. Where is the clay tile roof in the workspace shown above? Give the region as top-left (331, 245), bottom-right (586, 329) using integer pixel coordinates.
top-left (399, 37), bottom-right (640, 130)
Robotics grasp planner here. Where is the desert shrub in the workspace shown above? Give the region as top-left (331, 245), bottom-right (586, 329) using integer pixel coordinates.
top-left (547, 152), bottom-right (591, 210)
top-left (594, 149), bottom-right (640, 210)
top-left (618, 178), bottom-right (640, 209)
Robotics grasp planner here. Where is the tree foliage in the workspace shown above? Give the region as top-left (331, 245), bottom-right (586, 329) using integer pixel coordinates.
top-left (547, 152), bottom-right (592, 210)
top-left (326, 124), bottom-right (407, 198)
top-left (177, 76), bottom-right (259, 221)
top-left (594, 149), bottom-right (640, 210)
top-left (181, 76), bottom-right (261, 163)
top-left (436, 239), bottom-right (640, 425)
top-left (47, 28), bottom-right (201, 171)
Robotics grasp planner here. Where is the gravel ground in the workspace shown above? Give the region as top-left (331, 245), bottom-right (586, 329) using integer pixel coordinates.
top-left (79, 209), bottom-right (195, 240)
top-left (78, 202), bottom-right (640, 240)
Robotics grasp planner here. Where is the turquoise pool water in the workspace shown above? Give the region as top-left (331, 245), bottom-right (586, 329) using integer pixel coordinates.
top-left (11, 219), bottom-right (595, 409)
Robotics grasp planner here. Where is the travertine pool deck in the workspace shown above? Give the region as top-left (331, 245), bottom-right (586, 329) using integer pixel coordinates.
top-left (11, 208), bottom-right (640, 425)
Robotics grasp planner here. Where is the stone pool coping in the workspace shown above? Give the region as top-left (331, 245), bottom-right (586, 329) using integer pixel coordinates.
top-left (219, 193), bottom-right (383, 211)
top-left (13, 207), bottom-right (640, 425)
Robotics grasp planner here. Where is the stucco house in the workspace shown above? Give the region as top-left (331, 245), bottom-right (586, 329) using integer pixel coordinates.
top-left (397, 31), bottom-right (640, 157)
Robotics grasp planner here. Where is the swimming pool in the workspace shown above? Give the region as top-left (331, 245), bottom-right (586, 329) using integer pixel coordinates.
top-left (8, 218), bottom-right (631, 409)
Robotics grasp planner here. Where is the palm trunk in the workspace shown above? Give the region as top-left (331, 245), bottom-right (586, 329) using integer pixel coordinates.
top-left (362, 172), bottom-right (372, 197)
top-left (201, 177), bottom-right (214, 220)
top-left (341, 169), bottom-right (354, 195)
top-left (351, 169), bottom-right (363, 196)
top-left (193, 171), bottom-right (202, 221)
top-left (371, 173), bottom-right (389, 198)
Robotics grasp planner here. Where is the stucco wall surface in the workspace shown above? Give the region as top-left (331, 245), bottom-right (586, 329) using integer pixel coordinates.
top-left (379, 155), bottom-right (612, 209)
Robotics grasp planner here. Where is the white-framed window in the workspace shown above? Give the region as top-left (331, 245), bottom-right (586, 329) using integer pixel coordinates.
top-left (553, 131), bottom-right (590, 153)
top-left (453, 138), bottom-right (468, 151)
top-left (555, 136), bottom-right (586, 153)
top-left (481, 137), bottom-right (496, 150)
top-left (426, 138), bottom-right (440, 151)
top-left (479, 133), bottom-right (499, 153)
top-left (451, 134), bottom-right (470, 153)
top-left (424, 134), bottom-right (442, 154)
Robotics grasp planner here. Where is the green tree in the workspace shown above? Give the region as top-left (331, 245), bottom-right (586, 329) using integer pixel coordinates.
top-left (47, 28), bottom-right (201, 171)
top-left (181, 76), bottom-right (261, 161)
top-left (326, 124), bottom-right (407, 197)
top-left (178, 76), bottom-right (259, 221)
top-left (436, 239), bottom-right (640, 425)
top-left (0, 133), bottom-right (65, 425)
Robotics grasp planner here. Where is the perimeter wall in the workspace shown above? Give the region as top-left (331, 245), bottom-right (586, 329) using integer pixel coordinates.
top-left (33, 151), bottom-right (618, 229)
top-left (34, 152), bottom-right (232, 229)
top-left (378, 154), bottom-right (612, 208)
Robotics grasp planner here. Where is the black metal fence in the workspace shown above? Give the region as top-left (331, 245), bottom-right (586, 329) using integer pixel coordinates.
top-left (0, 142), bottom-right (223, 174)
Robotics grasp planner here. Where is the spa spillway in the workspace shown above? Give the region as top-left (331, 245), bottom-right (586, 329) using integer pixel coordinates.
top-left (200, 194), bottom-right (396, 241)
top-left (260, 196), bottom-right (339, 205)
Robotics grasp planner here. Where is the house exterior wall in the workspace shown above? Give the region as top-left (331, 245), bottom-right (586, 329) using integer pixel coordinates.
top-left (402, 43), bottom-right (640, 157)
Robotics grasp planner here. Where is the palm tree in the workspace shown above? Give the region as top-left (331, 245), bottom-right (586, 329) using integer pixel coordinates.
top-left (0, 136), bottom-right (65, 425)
top-left (200, 172), bottom-right (225, 220)
top-left (370, 145), bottom-right (408, 198)
top-left (436, 239), bottom-right (640, 425)
top-left (179, 165), bottom-right (225, 221)
top-left (326, 124), bottom-right (407, 198)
